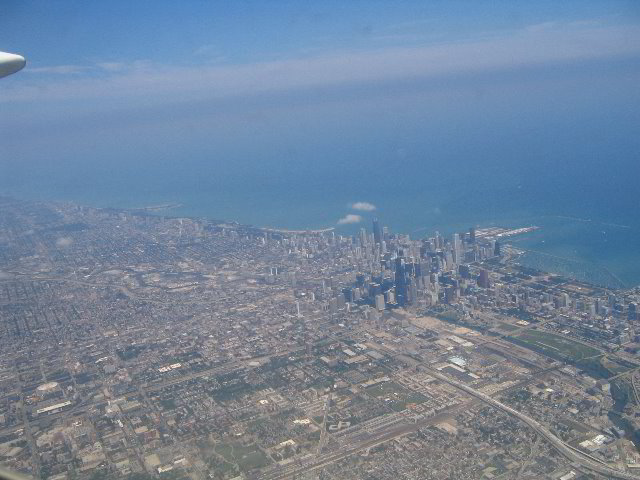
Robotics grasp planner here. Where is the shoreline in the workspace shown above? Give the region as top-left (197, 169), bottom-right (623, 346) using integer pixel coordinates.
top-left (2, 194), bottom-right (638, 287)
top-left (259, 226), bottom-right (335, 235)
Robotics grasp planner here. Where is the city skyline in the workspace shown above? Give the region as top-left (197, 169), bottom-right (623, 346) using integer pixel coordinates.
top-left (2, 3), bottom-right (640, 479)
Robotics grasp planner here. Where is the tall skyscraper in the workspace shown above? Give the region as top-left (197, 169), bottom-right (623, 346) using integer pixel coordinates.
top-left (459, 264), bottom-right (470, 279)
top-left (629, 302), bottom-right (637, 321)
top-left (444, 286), bottom-right (456, 304)
top-left (375, 294), bottom-right (385, 311)
top-left (395, 257), bottom-right (408, 306)
top-left (478, 269), bottom-right (490, 288)
top-left (452, 233), bottom-right (462, 265)
top-left (385, 289), bottom-right (396, 304)
top-left (359, 227), bottom-right (367, 247)
top-left (372, 217), bottom-right (382, 244)
top-left (435, 231), bottom-right (443, 249)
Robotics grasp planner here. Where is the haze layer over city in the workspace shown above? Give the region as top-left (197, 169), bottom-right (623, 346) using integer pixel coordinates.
top-left (1, 2), bottom-right (640, 480)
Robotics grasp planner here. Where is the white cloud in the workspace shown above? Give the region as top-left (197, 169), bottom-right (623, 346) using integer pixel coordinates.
top-left (96, 62), bottom-right (126, 72)
top-left (6, 22), bottom-right (639, 104)
top-left (193, 45), bottom-right (227, 62)
top-left (55, 237), bottom-right (73, 247)
top-left (337, 214), bottom-right (363, 225)
top-left (525, 21), bottom-right (558, 33)
top-left (27, 65), bottom-right (90, 75)
top-left (350, 201), bottom-right (377, 212)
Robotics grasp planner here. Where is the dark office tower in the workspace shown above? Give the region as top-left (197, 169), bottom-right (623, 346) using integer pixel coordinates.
top-left (414, 262), bottom-right (422, 278)
top-left (372, 217), bottom-right (382, 244)
top-left (478, 269), bottom-right (490, 288)
top-left (444, 286), bottom-right (456, 304)
top-left (494, 241), bottom-right (501, 256)
top-left (394, 257), bottom-right (408, 305)
top-left (469, 227), bottom-right (476, 243)
top-left (395, 257), bottom-right (406, 285)
top-left (342, 288), bottom-right (354, 303)
top-left (629, 303), bottom-right (637, 321)
top-left (396, 286), bottom-right (408, 306)
top-left (459, 264), bottom-right (470, 279)
top-left (369, 282), bottom-right (382, 298)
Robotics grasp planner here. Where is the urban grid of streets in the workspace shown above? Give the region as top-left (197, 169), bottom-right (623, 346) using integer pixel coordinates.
top-left (1, 196), bottom-right (640, 480)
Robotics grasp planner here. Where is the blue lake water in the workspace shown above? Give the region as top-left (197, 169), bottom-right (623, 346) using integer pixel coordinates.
top-left (2, 156), bottom-right (639, 288)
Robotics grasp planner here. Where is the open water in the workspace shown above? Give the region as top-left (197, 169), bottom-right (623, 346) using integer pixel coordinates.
top-left (1, 155), bottom-right (639, 288)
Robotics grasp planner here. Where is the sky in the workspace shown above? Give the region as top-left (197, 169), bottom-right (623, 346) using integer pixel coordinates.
top-left (1, 1), bottom-right (640, 230)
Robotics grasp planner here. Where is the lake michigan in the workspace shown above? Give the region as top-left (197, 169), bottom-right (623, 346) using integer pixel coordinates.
top-left (1, 151), bottom-right (639, 289)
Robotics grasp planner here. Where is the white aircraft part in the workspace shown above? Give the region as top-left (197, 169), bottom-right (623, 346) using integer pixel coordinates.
top-left (0, 51), bottom-right (26, 78)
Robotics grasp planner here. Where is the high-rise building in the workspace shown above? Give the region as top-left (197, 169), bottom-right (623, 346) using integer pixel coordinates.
top-left (453, 233), bottom-right (462, 252)
top-left (375, 294), bottom-right (385, 311)
top-left (459, 264), bottom-right (470, 279)
top-left (453, 233), bottom-right (461, 260)
top-left (409, 280), bottom-right (418, 306)
top-left (394, 257), bottom-right (409, 305)
top-left (478, 269), bottom-right (490, 288)
top-left (444, 286), bottom-right (456, 304)
top-left (372, 217), bottom-right (382, 244)
top-left (435, 231), bottom-right (442, 249)
top-left (359, 227), bottom-right (367, 247)
top-left (329, 297), bottom-right (338, 316)
top-left (469, 227), bottom-right (476, 243)
top-left (337, 293), bottom-right (346, 309)
top-left (342, 288), bottom-right (354, 303)
top-left (385, 289), bottom-right (396, 304)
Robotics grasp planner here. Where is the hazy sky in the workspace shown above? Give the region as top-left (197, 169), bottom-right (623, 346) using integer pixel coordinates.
top-left (1, 1), bottom-right (639, 228)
